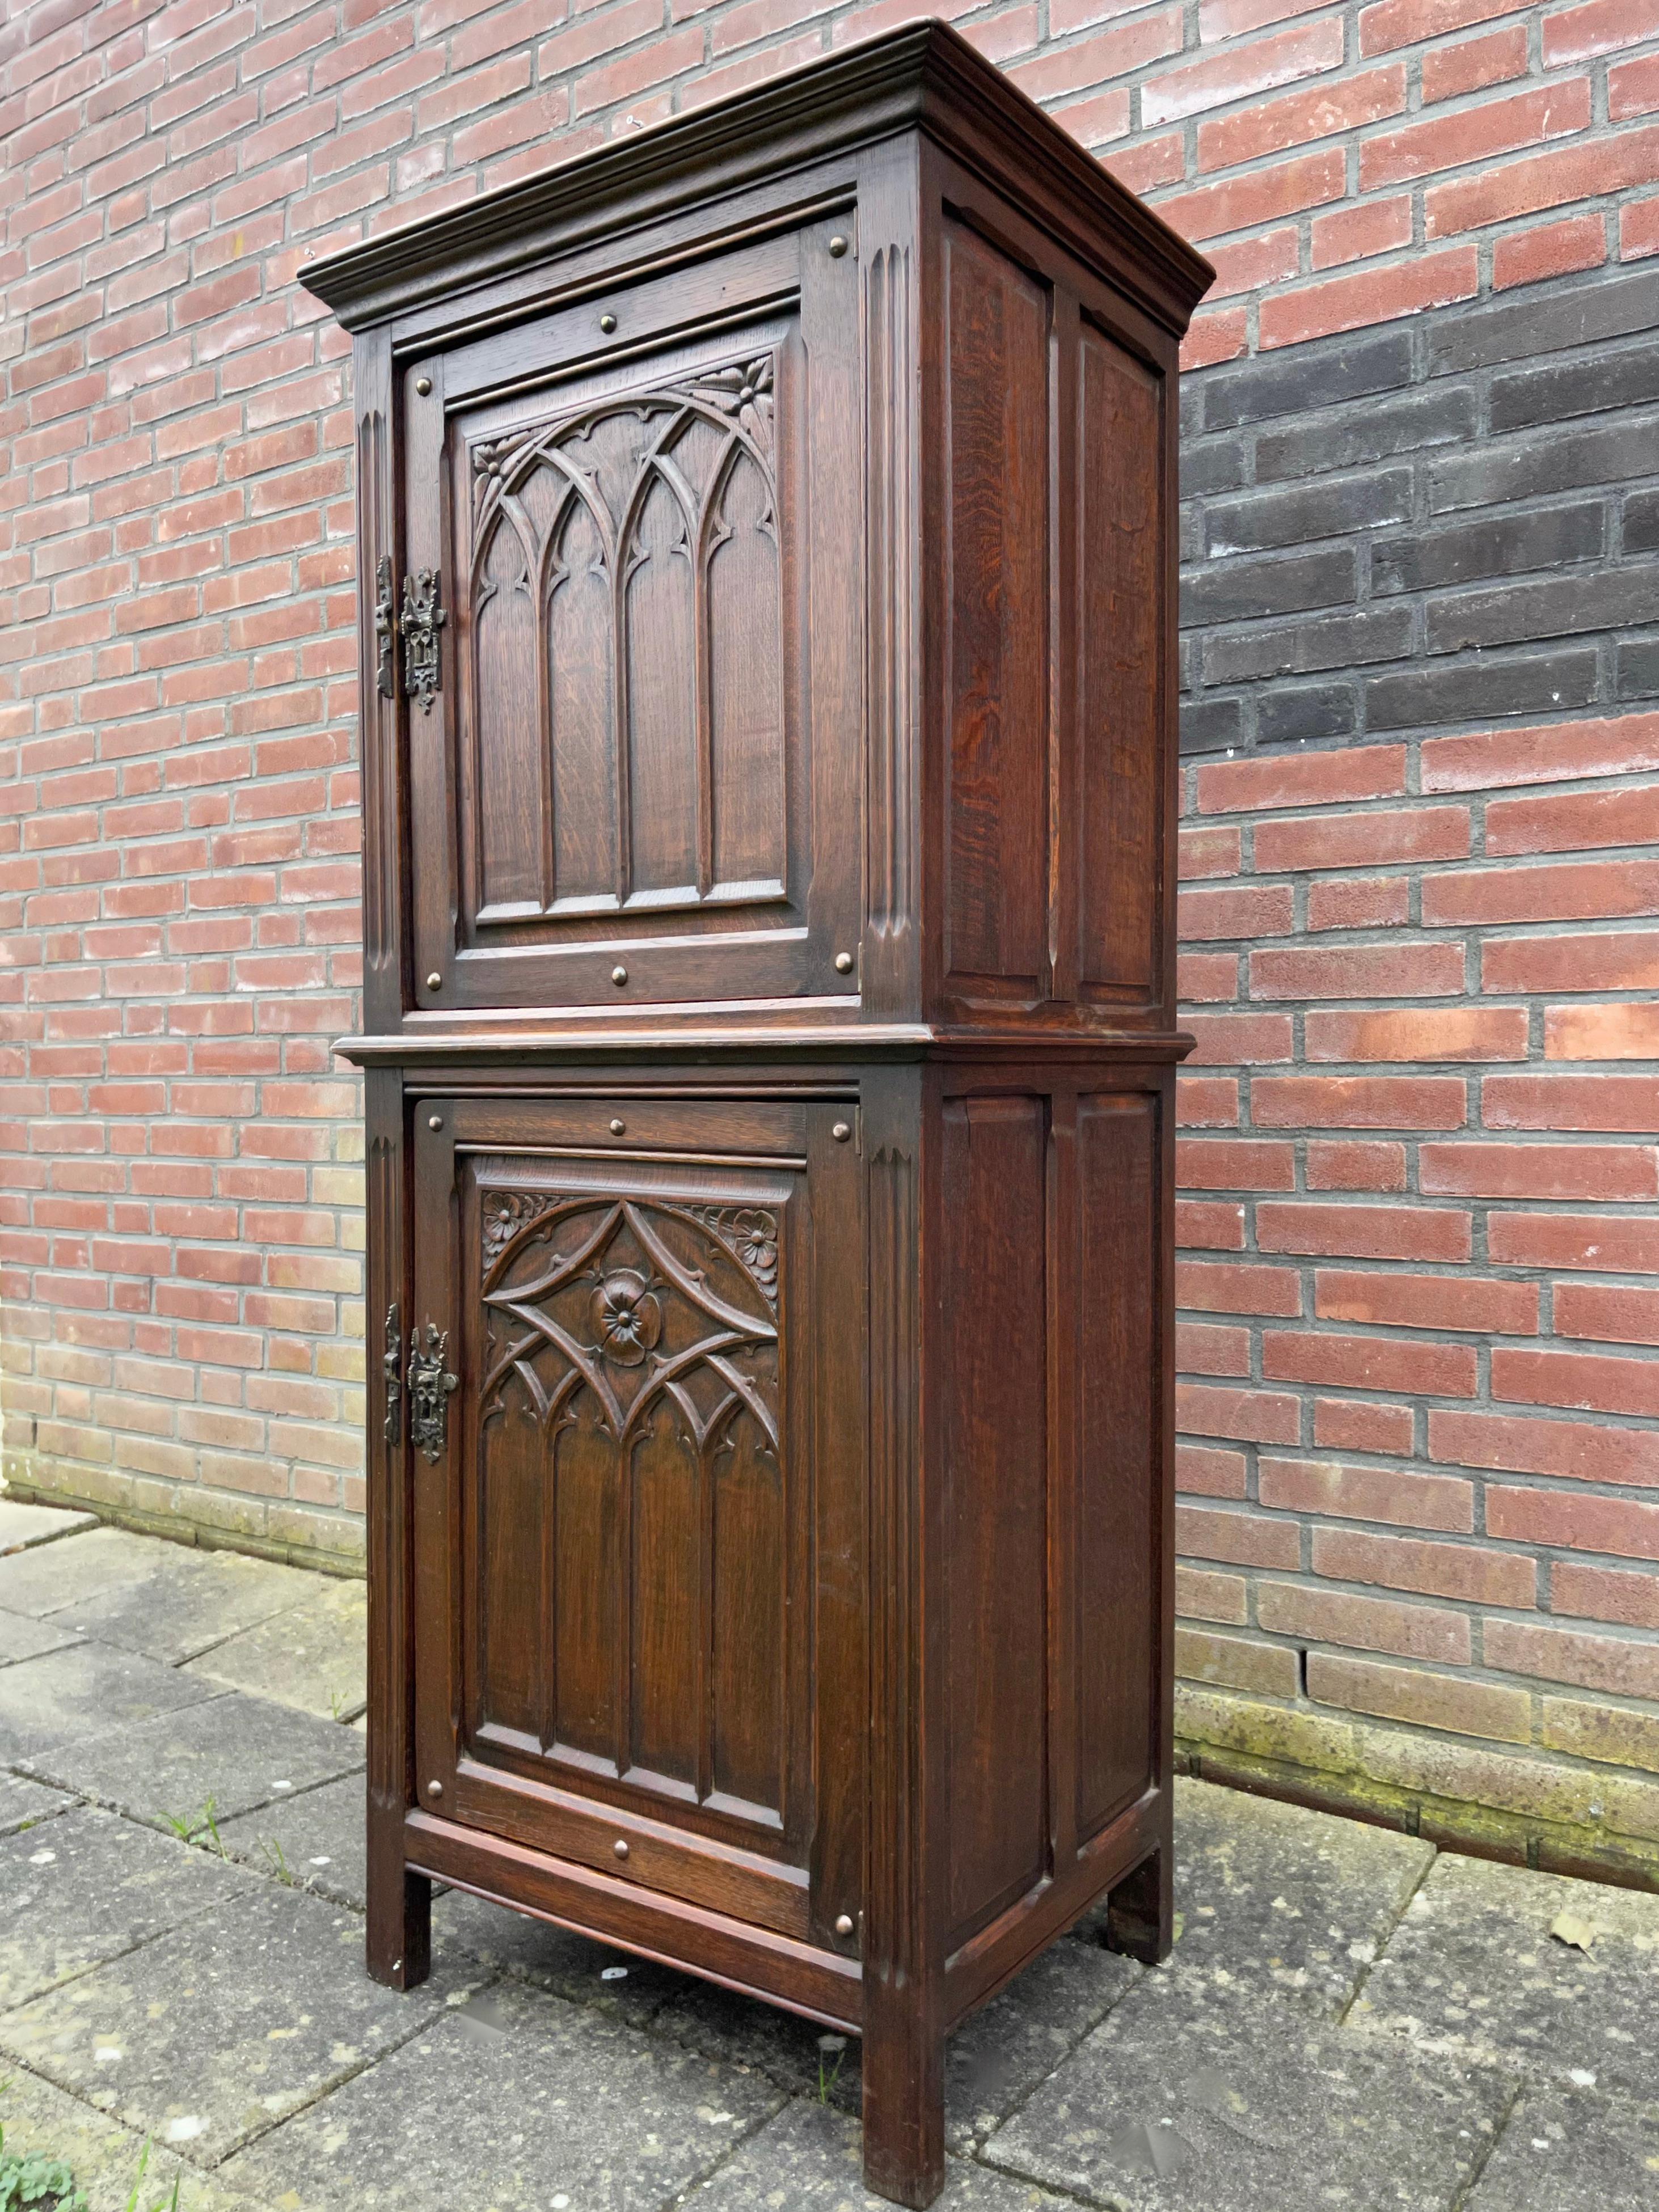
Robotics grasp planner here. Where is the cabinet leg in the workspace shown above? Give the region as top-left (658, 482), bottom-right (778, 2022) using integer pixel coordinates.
top-left (367, 1826), bottom-right (431, 1993)
top-left (862, 2002), bottom-right (944, 2209)
top-left (1104, 1841), bottom-right (1173, 1966)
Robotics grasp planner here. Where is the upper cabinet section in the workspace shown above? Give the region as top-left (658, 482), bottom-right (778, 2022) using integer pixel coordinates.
top-left (306, 20), bottom-right (1211, 1041)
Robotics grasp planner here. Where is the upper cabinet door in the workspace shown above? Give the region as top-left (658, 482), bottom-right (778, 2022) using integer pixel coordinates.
top-left (403, 223), bottom-right (862, 1014)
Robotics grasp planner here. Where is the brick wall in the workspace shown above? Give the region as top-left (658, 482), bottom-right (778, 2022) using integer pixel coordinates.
top-left (3, 0), bottom-right (1657, 1871)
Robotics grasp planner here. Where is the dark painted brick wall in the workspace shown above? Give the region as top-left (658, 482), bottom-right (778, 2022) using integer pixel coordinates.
top-left (1179, 264), bottom-right (1659, 758)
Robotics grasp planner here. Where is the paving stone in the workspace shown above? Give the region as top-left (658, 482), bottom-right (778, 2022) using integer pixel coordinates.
top-left (981, 1967), bottom-right (1513, 2211)
top-left (654, 1936), bottom-right (1141, 2149)
top-left (684, 2099), bottom-right (1071, 2209)
top-left (0, 1526), bottom-right (179, 1619)
top-left (0, 1771), bottom-right (72, 1839)
top-left (0, 1640), bottom-right (218, 1762)
top-left (0, 1880), bottom-right (468, 2168)
top-left (0, 1603), bottom-right (81, 1667)
top-left (1463, 2084), bottom-right (1659, 2211)
top-left (21, 1688), bottom-right (364, 1838)
top-left (430, 1885), bottom-right (681, 2028)
top-left (57, 1545), bottom-right (317, 1665)
top-left (0, 2065), bottom-right (271, 2212)
top-left (219, 1974), bottom-right (780, 2210)
top-left (1350, 1852), bottom-right (1659, 2102)
top-left (218, 1769), bottom-right (367, 1908)
top-left (0, 1498), bottom-right (99, 1554)
top-left (0, 1805), bottom-right (255, 2010)
top-left (1075, 1776), bottom-right (1434, 2019)
top-left (184, 1575), bottom-right (366, 1720)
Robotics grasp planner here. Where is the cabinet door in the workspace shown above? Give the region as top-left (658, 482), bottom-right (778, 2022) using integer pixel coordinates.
top-left (403, 222), bottom-right (862, 1013)
top-left (409, 1093), bottom-right (864, 1951)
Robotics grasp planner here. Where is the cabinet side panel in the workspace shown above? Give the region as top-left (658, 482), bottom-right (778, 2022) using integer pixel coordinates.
top-left (1075, 1092), bottom-right (1159, 1839)
top-left (1075, 330), bottom-right (1163, 1000)
top-left (941, 1095), bottom-right (1049, 1942)
top-left (941, 219), bottom-right (1049, 1003)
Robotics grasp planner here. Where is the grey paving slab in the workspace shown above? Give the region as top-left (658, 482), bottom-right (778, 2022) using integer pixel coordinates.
top-left (0, 1804), bottom-right (256, 2010)
top-left (0, 1771), bottom-right (72, 1838)
top-left (981, 1966), bottom-right (1514, 2212)
top-left (218, 1769), bottom-right (367, 1907)
top-left (1350, 1852), bottom-right (1659, 2101)
top-left (685, 2100), bottom-right (1071, 2210)
top-left (0, 1497), bottom-right (99, 1554)
top-left (220, 1975), bottom-right (781, 2211)
top-left (0, 1525), bottom-right (175, 1617)
top-left (184, 1575), bottom-right (366, 1720)
top-left (0, 1639), bottom-right (218, 1762)
top-left (0, 1879), bottom-right (471, 2168)
top-left (0, 1602), bottom-right (81, 1667)
top-left (21, 1687), bottom-right (364, 1837)
top-left (653, 1935), bottom-right (1141, 2150)
top-left (1073, 1777), bottom-right (1436, 2020)
top-left (1463, 2085), bottom-right (1659, 2211)
top-left (430, 1885), bottom-right (682, 2028)
top-left (56, 1543), bottom-right (318, 1665)
top-left (0, 2066), bottom-right (272, 2212)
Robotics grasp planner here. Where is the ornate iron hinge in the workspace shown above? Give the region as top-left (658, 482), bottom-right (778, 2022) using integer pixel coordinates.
top-left (382, 1302), bottom-right (403, 1447)
top-left (373, 555), bottom-right (395, 701)
top-left (407, 1322), bottom-right (458, 1464)
top-left (400, 567), bottom-right (445, 714)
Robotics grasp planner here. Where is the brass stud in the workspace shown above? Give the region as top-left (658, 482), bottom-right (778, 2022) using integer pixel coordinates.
top-left (391, 1956), bottom-right (403, 1974)
top-left (600, 312), bottom-right (617, 333)
top-left (611, 965), bottom-right (628, 986)
top-left (415, 375), bottom-right (432, 396)
top-left (832, 1121), bottom-right (851, 1143)
top-left (834, 951), bottom-right (854, 974)
top-left (834, 1913), bottom-right (854, 1937)
top-left (426, 971), bottom-right (442, 991)
top-left (427, 1779), bottom-right (442, 1800)
top-left (828, 235), bottom-right (849, 258)
top-left (428, 1115), bottom-right (443, 1131)
top-left (614, 1838), bottom-right (630, 1860)
top-left (610, 1118), bottom-right (626, 1135)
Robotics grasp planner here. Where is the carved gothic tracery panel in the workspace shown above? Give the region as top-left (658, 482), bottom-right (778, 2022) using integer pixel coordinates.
top-left (467, 354), bottom-right (786, 924)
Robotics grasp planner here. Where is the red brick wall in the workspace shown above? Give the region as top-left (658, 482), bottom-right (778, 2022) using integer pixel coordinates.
top-left (3, 0), bottom-right (1657, 1864)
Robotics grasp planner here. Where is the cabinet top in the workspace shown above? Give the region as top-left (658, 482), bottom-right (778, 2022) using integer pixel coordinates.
top-left (300, 18), bottom-right (1211, 339)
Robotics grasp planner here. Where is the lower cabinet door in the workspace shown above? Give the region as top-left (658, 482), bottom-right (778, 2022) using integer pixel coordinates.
top-left (408, 1092), bottom-right (864, 1954)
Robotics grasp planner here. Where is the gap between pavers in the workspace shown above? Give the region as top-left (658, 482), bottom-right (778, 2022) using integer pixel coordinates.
top-left (0, 1499), bottom-right (99, 1558)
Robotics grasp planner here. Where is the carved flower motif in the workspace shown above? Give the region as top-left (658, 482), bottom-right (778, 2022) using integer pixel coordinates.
top-left (727, 1208), bottom-right (778, 1293)
top-left (591, 1268), bottom-right (662, 1367)
top-left (694, 357), bottom-right (774, 450)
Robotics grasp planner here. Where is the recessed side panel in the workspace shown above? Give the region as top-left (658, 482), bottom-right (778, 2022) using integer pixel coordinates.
top-left (940, 219), bottom-right (1050, 1009)
top-left (940, 1094), bottom-right (1049, 1946)
top-left (1074, 1090), bottom-right (1159, 1841)
top-left (1074, 328), bottom-right (1163, 1003)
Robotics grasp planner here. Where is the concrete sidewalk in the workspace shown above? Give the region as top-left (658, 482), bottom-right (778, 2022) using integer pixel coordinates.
top-left (1, 1498), bottom-right (1656, 2211)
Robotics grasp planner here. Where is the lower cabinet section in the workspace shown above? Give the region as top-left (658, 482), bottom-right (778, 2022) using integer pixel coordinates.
top-left (366, 1060), bottom-right (1175, 2209)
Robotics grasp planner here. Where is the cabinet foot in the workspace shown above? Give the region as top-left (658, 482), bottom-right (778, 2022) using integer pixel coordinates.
top-left (367, 1863), bottom-right (432, 1991)
top-left (1103, 1841), bottom-right (1173, 1966)
top-left (862, 2011), bottom-right (944, 2209)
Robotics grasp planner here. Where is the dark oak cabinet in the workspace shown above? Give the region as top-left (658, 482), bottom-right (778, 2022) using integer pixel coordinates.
top-left (305, 26), bottom-right (1209, 2205)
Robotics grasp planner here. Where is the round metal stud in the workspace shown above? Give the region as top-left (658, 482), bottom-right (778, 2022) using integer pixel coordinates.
top-left (415, 375), bottom-right (433, 396)
top-left (426, 971), bottom-right (442, 991)
top-left (834, 1913), bottom-right (854, 1937)
top-left (832, 1122), bottom-right (851, 1143)
top-left (428, 1115), bottom-right (443, 1132)
top-left (834, 951), bottom-right (854, 974)
top-left (610, 1118), bottom-right (626, 1135)
top-left (427, 1779), bottom-right (443, 1800)
top-left (828, 235), bottom-right (849, 258)
top-left (391, 1957), bottom-right (403, 1975)
top-left (611, 965), bottom-right (628, 986)
top-left (600, 312), bottom-right (618, 333)
top-left (614, 1838), bottom-right (630, 1860)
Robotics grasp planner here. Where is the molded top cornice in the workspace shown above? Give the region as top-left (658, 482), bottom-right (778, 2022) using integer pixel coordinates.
top-left (299, 18), bottom-right (1213, 337)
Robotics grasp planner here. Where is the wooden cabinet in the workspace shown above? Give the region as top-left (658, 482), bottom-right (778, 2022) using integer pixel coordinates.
top-left (305, 25), bottom-right (1209, 2207)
